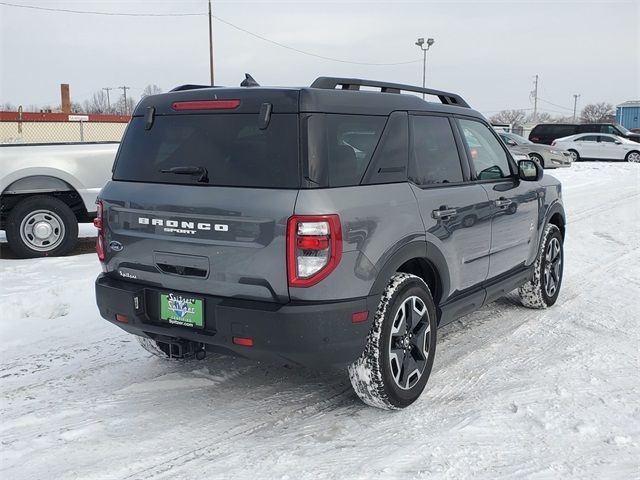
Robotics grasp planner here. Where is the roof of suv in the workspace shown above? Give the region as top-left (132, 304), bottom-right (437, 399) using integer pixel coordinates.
top-left (134, 76), bottom-right (484, 119)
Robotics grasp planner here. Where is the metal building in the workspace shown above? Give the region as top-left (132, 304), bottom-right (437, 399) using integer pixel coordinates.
top-left (616, 101), bottom-right (640, 130)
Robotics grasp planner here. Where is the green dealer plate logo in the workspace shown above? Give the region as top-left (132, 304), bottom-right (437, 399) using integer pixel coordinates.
top-left (159, 293), bottom-right (204, 328)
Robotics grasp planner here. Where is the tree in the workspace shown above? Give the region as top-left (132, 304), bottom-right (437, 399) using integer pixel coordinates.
top-left (526, 112), bottom-right (552, 124)
top-left (83, 90), bottom-right (109, 114)
top-left (580, 102), bottom-right (615, 123)
top-left (115, 94), bottom-right (136, 115)
top-left (142, 84), bottom-right (163, 97)
top-left (1, 102), bottom-right (16, 111)
top-left (489, 109), bottom-right (527, 126)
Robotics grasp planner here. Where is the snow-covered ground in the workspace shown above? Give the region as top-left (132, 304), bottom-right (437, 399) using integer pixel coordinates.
top-left (1, 162), bottom-right (638, 480)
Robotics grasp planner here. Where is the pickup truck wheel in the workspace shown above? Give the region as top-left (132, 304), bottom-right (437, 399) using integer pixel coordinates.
top-left (5, 196), bottom-right (78, 258)
top-left (348, 273), bottom-right (437, 410)
top-left (518, 224), bottom-right (563, 309)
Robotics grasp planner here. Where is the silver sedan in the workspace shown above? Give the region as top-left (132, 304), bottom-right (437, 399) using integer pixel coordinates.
top-left (499, 132), bottom-right (572, 168)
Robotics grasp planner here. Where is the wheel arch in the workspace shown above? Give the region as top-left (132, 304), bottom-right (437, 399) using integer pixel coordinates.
top-left (1, 175), bottom-right (91, 223)
top-left (544, 201), bottom-right (566, 242)
top-left (368, 240), bottom-right (449, 308)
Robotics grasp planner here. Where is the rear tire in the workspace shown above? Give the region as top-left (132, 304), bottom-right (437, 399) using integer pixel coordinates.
top-left (518, 224), bottom-right (563, 309)
top-left (348, 273), bottom-right (437, 410)
top-left (4, 195), bottom-right (78, 258)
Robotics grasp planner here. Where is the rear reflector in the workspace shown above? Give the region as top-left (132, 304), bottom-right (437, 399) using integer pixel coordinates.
top-left (351, 311), bottom-right (369, 323)
top-left (115, 314), bottom-right (128, 323)
top-left (232, 336), bottom-right (254, 347)
top-left (171, 99), bottom-right (240, 111)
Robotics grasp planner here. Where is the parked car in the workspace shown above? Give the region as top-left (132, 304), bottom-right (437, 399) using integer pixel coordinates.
top-left (94, 76), bottom-right (566, 410)
top-left (529, 123), bottom-right (640, 145)
top-left (0, 142), bottom-right (118, 257)
top-left (498, 132), bottom-right (572, 168)
top-left (552, 133), bottom-right (640, 162)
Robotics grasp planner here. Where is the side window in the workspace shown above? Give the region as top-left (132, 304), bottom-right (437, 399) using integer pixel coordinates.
top-left (458, 119), bottom-right (512, 180)
top-left (576, 135), bottom-right (598, 142)
top-left (599, 135), bottom-right (616, 143)
top-left (601, 125), bottom-right (616, 134)
top-left (305, 114), bottom-right (387, 187)
top-left (500, 134), bottom-right (517, 147)
top-left (409, 115), bottom-right (463, 185)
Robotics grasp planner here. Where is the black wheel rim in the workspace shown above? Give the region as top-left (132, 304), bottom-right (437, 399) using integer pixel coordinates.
top-left (388, 295), bottom-right (431, 390)
top-left (544, 237), bottom-right (562, 297)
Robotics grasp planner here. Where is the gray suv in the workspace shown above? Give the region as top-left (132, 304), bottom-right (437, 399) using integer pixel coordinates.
top-left (94, 77), bottom-right (566, 410)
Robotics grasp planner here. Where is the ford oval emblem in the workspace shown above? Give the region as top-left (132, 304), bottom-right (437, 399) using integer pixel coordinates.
top-left (109, 240), bottom-right (124, 252)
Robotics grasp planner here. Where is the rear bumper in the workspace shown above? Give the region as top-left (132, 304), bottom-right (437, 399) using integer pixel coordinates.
top-left (95, 274), bottom-right (378, 367)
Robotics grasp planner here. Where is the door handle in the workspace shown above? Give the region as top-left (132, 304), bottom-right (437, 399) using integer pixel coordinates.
top-left (495, 198), bottom-right (512, 209)
top-left (432, 207), bottom-right (458, 220)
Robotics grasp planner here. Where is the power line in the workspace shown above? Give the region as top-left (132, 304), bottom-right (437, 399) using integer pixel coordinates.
top-left (0, 1), bottom-right (421, 66)
top-left (538, 97), bottom-right (574, 112)
top-left (212, 15), bottom-right (421, 66)
top-left (0, 1), bottom-right (202, 16)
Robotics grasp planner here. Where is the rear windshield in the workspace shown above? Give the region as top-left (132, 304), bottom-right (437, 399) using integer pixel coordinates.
top-left (113, 114), bottom-right (299, 188)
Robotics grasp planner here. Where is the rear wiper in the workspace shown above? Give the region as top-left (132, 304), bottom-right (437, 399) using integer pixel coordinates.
top-left (160, 166), bottom-right (209, 183)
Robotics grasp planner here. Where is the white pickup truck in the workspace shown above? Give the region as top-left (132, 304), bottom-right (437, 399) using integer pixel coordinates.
top-left (0, 142), bottom-right (118, 258)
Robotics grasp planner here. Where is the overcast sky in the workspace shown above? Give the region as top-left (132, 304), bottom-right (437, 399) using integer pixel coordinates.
top-left (1, 0), bottom-right (638, 117)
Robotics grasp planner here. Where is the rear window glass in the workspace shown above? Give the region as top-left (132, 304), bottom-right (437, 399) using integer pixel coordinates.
top-left (113, 114), bottom-right (299, 188)
top-left (306, 114), bottom-right (386, 187)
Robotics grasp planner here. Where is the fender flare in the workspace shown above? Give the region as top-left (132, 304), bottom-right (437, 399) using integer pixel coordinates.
top-left (2, 175), bottom-right (74, 195)
top-left (368, 238), bottom-right (450, 304)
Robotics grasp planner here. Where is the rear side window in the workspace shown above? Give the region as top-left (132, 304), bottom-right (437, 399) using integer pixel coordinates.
top-left (113, 114), bottom-right (299, 188)
top-left (409, 115), bottom-right (463, 185)
top-left (576, 135), bottom-right (598, 142)
top-left (305, 114), bottom-right (386, 187)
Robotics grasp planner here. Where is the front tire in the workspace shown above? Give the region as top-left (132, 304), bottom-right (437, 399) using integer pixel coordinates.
top-left (568, 149), bottom-right (580, 162)
top-left (529, 153), bottom-right (545, 168)
top-left (4, 195), bottom-right (78, 258)
top-left (625, 151), bottom-right (640, 163)
top-left (518, 224), bottom-right (564, 309)
top-left (348, 273), bottom-right (437, 410)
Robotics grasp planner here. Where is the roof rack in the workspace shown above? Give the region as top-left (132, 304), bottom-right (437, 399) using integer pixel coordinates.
top-left (310, 77), bottom-right (470, 108)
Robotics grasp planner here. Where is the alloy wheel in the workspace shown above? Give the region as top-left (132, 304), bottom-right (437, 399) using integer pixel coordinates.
top-left (543, 237), bottom-right (562, 297)
top-left (388, 295), bottom-right (432, 390)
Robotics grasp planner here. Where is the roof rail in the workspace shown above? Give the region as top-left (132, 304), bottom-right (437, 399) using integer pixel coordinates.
top-left (310, 77), bottom-right (470, 108)
top-left (170, 84), bottom-right (214, 92)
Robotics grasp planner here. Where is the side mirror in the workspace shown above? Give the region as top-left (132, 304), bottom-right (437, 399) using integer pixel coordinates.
top-left (518, 159), bottom-right (542, 181)
top-left (614, 140), bottom-right (622, 145)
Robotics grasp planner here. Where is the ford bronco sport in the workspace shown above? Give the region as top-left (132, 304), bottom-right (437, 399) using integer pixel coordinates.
top-left (94, 76), bottom-right (566, 410)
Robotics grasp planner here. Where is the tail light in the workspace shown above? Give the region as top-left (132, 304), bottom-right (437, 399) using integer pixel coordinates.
top-left (94, 199), bottom-right (105, 262)
top-left (287, 215), bottom-right (342, 287)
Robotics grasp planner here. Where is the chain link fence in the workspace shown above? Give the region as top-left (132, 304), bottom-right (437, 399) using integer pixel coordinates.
top-left (0, 113), bottom-right (129, 144)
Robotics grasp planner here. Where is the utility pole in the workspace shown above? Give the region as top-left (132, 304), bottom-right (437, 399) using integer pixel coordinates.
top-left (572, 94), bottom-right (580, 121)
top-left (208, 0), bottom-right (215, 86)
top-left (102, 87), bottom-right (113, 113)
top-left (531, 74), bottom-right (539, 123)
top-left (415, 37), bottom-right (435, 99)
top-left (118, 86), bottom-right (130, 115)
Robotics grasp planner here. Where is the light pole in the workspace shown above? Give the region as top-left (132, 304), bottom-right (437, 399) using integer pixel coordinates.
top-left (572, 94), bottom-right (580, 121)
top-left (415, 37), bottom-right (435, 99)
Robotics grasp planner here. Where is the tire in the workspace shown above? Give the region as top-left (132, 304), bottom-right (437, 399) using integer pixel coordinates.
top-left (4, 195), bottom-right (78, 258)
top-left (518, 224), bottom-right (564, 309)
top-left (625, 150), bottom-right (640, 163)
top-left (529, 153), bottom-right (545, 168)
top-left (568, 149), bottom-right (580, 162)
top-left (348, 273), bottom-right (437, 410)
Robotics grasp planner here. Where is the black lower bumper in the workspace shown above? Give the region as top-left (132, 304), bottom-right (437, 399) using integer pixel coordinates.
top-left (95, 274), bottom-right (378, 367)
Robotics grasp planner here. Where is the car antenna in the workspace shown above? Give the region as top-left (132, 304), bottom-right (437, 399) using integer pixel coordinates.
top-left (240, 73), bottom-right (260, 87)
